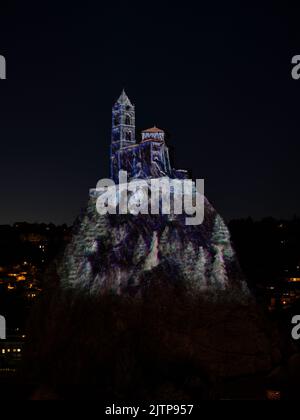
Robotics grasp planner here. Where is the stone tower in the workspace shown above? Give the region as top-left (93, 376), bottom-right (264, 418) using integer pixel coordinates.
top-left (111, 90), bottom-right (136, 179)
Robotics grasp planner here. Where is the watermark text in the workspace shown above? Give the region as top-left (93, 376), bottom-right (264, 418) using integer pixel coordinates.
top-left (291, 55), bottom-right (300, 80)
top-left (292, 315), bottom-right (300, 340)
top-left (0, 55), bottom-right (6, 79)
top-left (0, 315), bottom-right (6, 340)
top-left (94, 171), bottom-right (204, 226)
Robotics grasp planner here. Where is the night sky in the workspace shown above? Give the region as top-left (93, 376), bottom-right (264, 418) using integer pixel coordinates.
top-left (1, 1), bottom-right (300, 225)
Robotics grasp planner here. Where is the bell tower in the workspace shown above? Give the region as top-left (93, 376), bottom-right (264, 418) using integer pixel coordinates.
top-left (110, 90), bottom-right (136, 181)
top-left (111, 90), bottom-right (136, 151)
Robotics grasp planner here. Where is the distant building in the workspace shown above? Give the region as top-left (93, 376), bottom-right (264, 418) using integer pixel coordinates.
top-left (286, 277), bottom-right (300, 284)
top-left (0, 332), bottom-right (25, 376)
top-left (265, 275), bottom-right (300, 311)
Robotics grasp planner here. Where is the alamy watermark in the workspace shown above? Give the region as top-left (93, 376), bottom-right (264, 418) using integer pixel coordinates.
top-left (0, 315), bottom-right (6, 340)
top-left (94, 171), bottom-right (205, 226)
top-left (292, 315), bottom-right (300, 340)
top-left (291, 55), bottom-right (300, 80)
top-left (0, 55), bottom-right (6, 79)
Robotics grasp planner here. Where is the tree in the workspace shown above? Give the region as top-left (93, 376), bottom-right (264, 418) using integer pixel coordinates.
top-left (182, 245), bottom-right (209, 292)
top-left (159, 226), bottom-right (170, 257)
top-left (193, 246), bottom-right (209, 291)
top-left (79, 260), bottom-right (93, 289)
top-left (144, 231), bottom-right (159, 271)
top-left (159, 226), bottom-right (182, 260)
top-left (111, 224), bottom-right (127, 246)
top-left (212, 215), bottom-right (235, 261)
top-left (133, 235), bottom-right (147, 266)
top-left (212, 215), bottom-right (230, 246)
top-left (210, 245), bottom-right (228, 290)
top-left (181, 242), bottom-right (197, 282)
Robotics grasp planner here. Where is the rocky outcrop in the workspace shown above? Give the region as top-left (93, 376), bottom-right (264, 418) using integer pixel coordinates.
top-left (57, 189), bottom-right (247, 296)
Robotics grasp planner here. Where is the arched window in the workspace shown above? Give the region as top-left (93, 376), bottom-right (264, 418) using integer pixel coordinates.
top-left (126, 131), bottom-right (132, 141)
top-left (125, 115), bottom-right (131, 125)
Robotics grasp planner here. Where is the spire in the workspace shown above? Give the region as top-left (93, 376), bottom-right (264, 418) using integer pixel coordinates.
top-left (116, 89), bottom-right (133, 107)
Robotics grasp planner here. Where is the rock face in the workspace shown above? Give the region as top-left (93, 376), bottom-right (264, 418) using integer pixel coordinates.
top-left (57, 189), bottom-right (248, 297)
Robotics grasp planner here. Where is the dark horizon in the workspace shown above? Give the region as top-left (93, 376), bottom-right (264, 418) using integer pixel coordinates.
top-left (3, 213), bottom-right (300, 230)
top-left (1, 2), bottom-right (300, 225)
